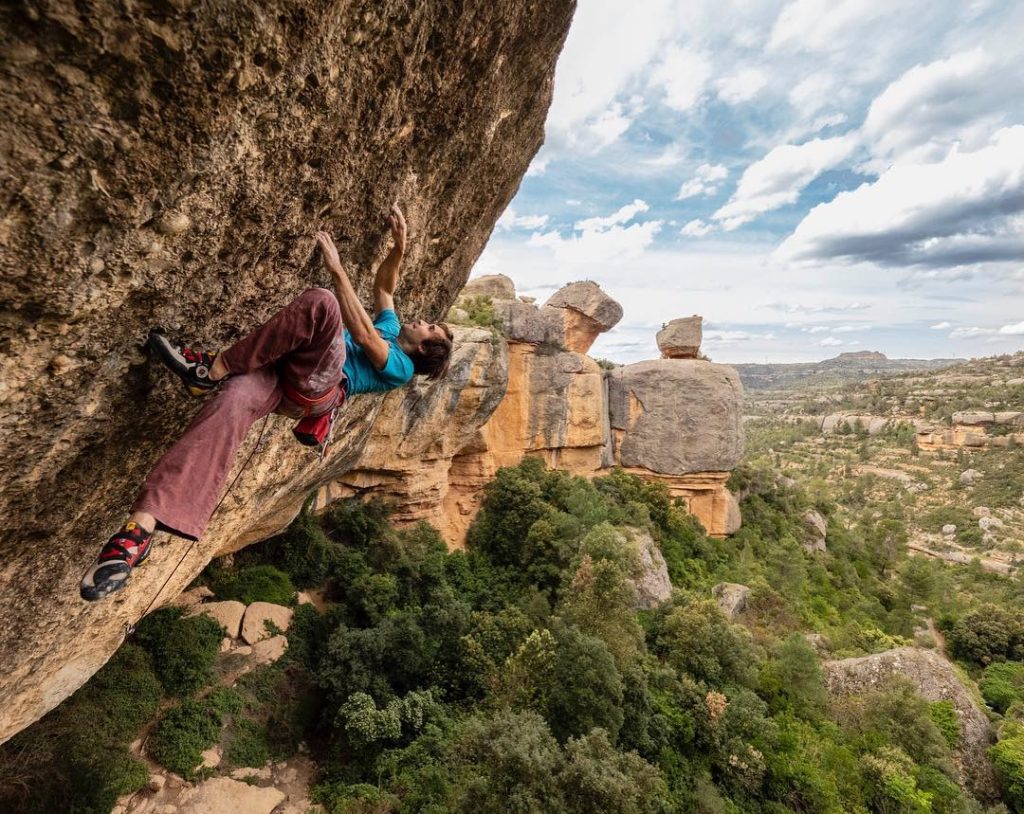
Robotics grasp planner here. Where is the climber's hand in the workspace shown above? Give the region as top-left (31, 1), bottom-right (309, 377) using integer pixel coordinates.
top-left (388, 204), bottom-right (407, 254)
top-left (316, 231), bottom-right (343, 274)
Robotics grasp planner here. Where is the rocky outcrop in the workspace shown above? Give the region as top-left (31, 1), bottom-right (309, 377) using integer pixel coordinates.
top-left (333, 282), bottom-right (745, 546)
top-left (712, 582), bottom-right (750, 620)
top-left (823, 647), bottom-right (997, 797)
top-left (628, 529), bottom-right (672, 610)
top-left (917, 411), bottom-right (1024, 451)
top-left (608, 360), bottom-right (745, 535)
top-left (0, 0), bottom-right (575, 743)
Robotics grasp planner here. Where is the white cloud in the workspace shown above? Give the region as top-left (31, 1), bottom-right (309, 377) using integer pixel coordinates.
top-left (651, 46), bottom-right (713, 112)
top-left (788, 74), bottom-right (836, 116)
top-left (576, 199), bottom-right (649, 232)
top-left (949, 326), bottom-right (994, 339)
top-left (676, 163), bottom-right (729, 200)
top-left (681, 219), bottom-right (714, 237)
top-left (999, 321), bottom-right (1024, 335)
top-left (717, 68), bottom-right (768, 104)
top-left (818, 336), bottom-right (844, 346)
top-left (546, 1), bottom-right (675, 132)
top-left (805, 326), bottom-right (829, 334)
top-left (643, 144), bottom-right (688, 167)
top-left (930, 321), bottom-right (952, 330)
top-left (776, 126), bottom-right (1024, 268)
top-left (496, 208), bottom-right (550, 231)
top-left (769, 0), bottom-right (901, 53)
top-left (713, 135), bottom-right (858, 229)
top-left (862, 49), bottom-right (1006, 167)
top-left (526, 199), bottom-right (663, 266)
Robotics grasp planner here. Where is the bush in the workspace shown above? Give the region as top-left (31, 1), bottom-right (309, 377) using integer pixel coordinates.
top-left (981, 663), bottom-right (1024, 713)
top-left (991, 723), bottom-right (1024, 810)
top-left (947, 604), bottom-right (1024, 667)
top-left (134, 607), bottom-right (224, 696)
top-left (149, 698), bottom-right (224, 779)
top-left (210, 564), bottom-right (295, 606)
top-left (224, 717), bottom-right (271, 768)
top-left (0, 644), bottom-right (160, 814)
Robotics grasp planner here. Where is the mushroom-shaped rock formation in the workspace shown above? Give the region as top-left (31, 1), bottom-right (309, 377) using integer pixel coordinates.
top-left (0, 0), bottom-right (575, 743)
top-left (544, 281), bottom-right (624, 353)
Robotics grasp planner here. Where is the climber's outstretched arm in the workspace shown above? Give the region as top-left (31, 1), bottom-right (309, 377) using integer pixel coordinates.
top-left (373, 203), bottom-right (406, 316)
top-left (316, 231), bottom-right (390, 369)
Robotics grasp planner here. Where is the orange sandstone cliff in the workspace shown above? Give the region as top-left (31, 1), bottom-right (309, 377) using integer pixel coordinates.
top-left (330, 275), bottom-right (745, 544)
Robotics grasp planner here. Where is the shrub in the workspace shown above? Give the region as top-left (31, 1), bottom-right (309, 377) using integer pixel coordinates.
top-left (653, 600), bottom-right (758, 689)
top-left (981, 663), bottom-right (1024, 713)
top-left (947, 604), bottom-right (1024, 666)
top-left (210, 564), bottom-right (295, 606)
top-left (991, 723), bottom-right (1024, 810)
top-left (134, 607), bottom-right (224, 696)
top-left (0, 644), bottom-right (160, 814)
top-left (266, 500), bottom-right (338, 587)
top-left (927, 701), bottom-right (960, 749)
top-left (149, 698), bottom-right (224, 779)
top-left (224, 717), bottom-right (271, 768)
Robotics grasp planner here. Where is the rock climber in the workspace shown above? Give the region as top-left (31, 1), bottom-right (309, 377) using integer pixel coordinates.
top-left (80, 204), bottom-right (453, 601)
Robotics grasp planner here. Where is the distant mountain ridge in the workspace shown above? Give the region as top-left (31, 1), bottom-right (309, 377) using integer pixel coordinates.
top-left (734, 351), bottom-right (962, 391)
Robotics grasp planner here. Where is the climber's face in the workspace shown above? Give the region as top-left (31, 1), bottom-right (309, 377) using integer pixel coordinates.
top-left (401, 320), bottom-right (448, 348)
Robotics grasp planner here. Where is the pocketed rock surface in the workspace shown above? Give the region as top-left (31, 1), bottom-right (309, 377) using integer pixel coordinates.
top-left (0, 0), bottom-right (575, 743)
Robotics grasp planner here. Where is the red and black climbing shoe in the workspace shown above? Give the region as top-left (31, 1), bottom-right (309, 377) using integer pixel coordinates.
top-left (80, 521), bottom-right (154, 602)
top-left (147, 331), bottom-right (220, 396)
top-left (294, 408), bottom-right (336, 457)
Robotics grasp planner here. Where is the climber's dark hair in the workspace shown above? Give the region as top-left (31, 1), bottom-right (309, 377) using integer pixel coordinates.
top-left (410, 323), bottom-right (453, 379)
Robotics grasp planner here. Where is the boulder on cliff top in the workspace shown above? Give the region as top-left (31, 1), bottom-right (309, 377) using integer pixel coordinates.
top-left (545, 280), bottom-right (624, 332)
top-left (0, 0), bottom-right (575, 744)
top-left (461, 274), bottom-right (516, 301)
top-left (657, 316), bottom-right (703, 359)
top-left (608, 360), bottom-right (745, 474)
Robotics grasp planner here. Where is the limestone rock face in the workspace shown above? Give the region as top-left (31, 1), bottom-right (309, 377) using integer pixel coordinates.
top-left (823, 647), bottom-right (997, 797)
top-left (657, 316), bottom-right (703, 359)
top-left (0, 0), bottom-right (574, 743)
top-left (802, 509), bottom-right (828, 553)
top-left (608, 360), bottom-right (744, 473)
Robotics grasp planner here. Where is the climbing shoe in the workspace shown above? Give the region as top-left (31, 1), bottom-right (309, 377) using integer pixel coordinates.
top-left (294, 408), bottom-right (336, 451)
top-left (147, 331), bottom-right (220, 396)
top-left (80, 521), bottom-right (154, 602)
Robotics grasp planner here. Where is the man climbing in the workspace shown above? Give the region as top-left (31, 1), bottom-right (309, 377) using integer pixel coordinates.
top-left (80, 204), bottom-right (453, 601)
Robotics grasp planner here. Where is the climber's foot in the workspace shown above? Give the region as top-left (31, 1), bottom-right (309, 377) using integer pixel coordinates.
top-left (147, 331), bottom-right (221, 396)
top-left (80, 521), bottom-right (154, 602)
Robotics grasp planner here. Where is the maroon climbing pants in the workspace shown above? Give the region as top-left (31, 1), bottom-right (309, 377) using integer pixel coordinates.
top-left (132, 288), bottom-right (345, 540)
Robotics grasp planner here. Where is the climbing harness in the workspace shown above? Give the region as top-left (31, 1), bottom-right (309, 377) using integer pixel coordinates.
top-left (123, 413), bottom-right (273, 638)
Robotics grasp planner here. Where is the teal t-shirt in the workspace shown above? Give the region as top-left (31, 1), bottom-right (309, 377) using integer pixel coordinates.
top-left (342, 310), bottom-right (414, 395)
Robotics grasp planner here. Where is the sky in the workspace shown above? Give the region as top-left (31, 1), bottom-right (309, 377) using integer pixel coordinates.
top-left (471, 0), bottom-right (1024, 364)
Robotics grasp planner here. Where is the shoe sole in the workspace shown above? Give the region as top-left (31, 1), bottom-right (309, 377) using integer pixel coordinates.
top-left (79, 544), bottom-right (152, 602)
top-left (147, 332), bottom-right (216, 398)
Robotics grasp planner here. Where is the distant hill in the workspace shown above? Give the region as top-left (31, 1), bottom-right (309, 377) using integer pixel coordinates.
top-left (734, 351), bottom-right (961, 391)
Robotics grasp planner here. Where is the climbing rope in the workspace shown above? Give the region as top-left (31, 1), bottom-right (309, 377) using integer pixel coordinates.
top-left (123, 413), bottom-right (273, 637)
